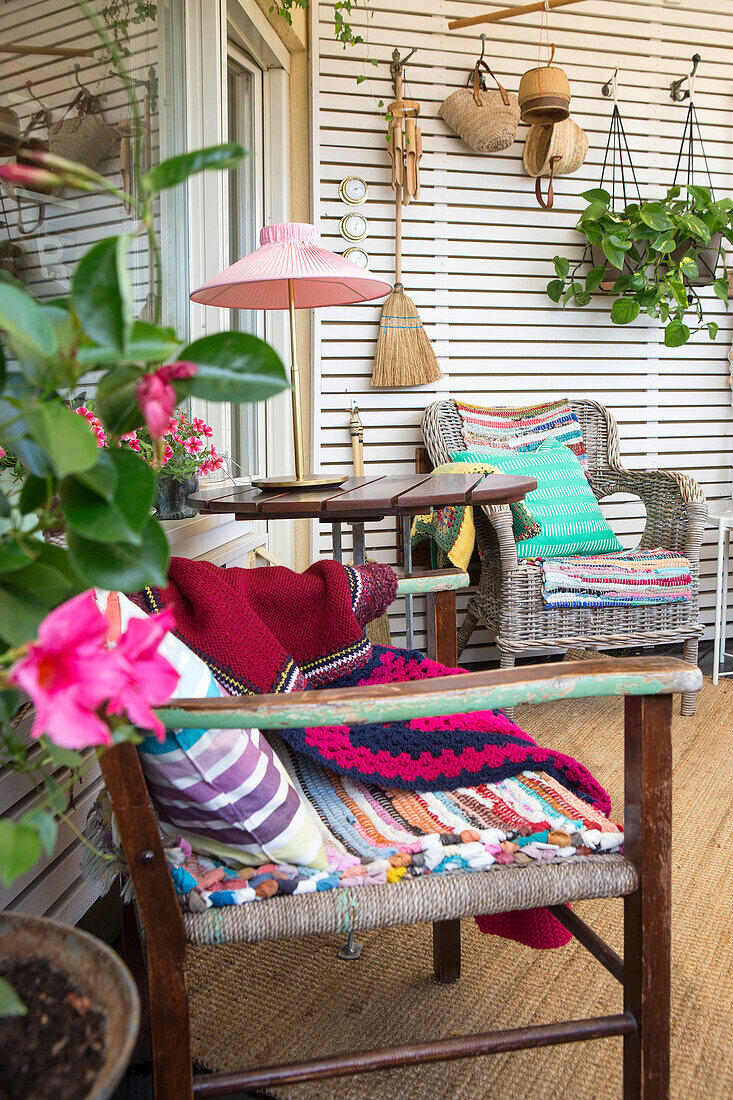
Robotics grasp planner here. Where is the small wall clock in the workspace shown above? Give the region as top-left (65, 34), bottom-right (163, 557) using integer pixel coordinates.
top-left (339, 175), bottom-right (368, 205)
top-left (340, 212), bottom-right (368, 242)
top-left (343, 246), bottom-right (369, 268)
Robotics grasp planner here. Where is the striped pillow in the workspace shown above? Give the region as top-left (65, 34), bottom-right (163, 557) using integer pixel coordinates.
top-left (456, 398), bottom-right (588, 469)
top-left (450, 439), bottom-right (621, 560)
top-left (96, 591), bottom-right (326, 871)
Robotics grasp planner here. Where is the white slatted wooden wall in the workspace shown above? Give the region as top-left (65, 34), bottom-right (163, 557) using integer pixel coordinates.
top-left (312, 0), bottom-right (733, 659)
top-left (0, 0), bottom-right (160, 923)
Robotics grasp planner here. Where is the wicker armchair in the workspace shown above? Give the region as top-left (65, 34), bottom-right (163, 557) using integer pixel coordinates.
top-left (422, 398), bottom-right (707, 715)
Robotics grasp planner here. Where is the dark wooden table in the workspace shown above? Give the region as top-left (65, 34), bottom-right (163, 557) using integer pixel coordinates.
top-left (188, 471), bottom-right (536, 645)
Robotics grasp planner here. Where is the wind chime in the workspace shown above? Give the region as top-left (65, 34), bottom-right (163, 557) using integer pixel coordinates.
top-left (372, 48), bottom-right (441, 388)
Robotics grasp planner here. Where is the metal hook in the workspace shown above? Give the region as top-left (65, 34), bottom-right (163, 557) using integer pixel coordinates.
top-left (479, 33), bottom-right (487, 62)
top-left (390, 46), bottom-right (417, 93)
top-left (601, 68), bottom-right (618, 101)
top-left (670, 53), bottom-right (701, 102)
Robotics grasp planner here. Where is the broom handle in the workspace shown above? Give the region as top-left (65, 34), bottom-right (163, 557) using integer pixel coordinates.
top-left (395, 69), bottom-right (403, 284)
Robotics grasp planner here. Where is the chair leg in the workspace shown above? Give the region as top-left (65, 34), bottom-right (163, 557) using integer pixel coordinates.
top-left (456, 606), bottom-right (478, 659)
top-left (499, 649), bottom-right (516, 721)
top-left (623, 695), bottom-right (672, 1100)
top-left (433, 919), bottom-right (461, 983)
top-left (681, 638), bottom-right (698, 716)
top-left (148, 930), bottom-right (193, 1100)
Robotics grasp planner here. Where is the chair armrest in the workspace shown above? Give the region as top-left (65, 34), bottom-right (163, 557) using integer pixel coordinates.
top-left (157, 656), bottom-right (702, 732)
top-left (591, 466), bottom-right (707, 560)
top-left (484, 504), bottom-right (520, 571)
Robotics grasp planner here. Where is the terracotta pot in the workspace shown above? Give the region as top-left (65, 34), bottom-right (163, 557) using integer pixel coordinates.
top-left (0, 912), bottom-right (139, 1100)
top-left (667, 231), bottom-right (721, 286)
top-left (154, 473), bottom-right (199, 520)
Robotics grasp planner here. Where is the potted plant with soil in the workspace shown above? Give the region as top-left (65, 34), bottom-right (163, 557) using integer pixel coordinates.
top-left (0, 10), bottom-right (289, 1097)
top-left (546, 183), bottom-right (733, 347)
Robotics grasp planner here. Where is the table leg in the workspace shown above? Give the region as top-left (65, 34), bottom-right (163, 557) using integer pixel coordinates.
top-left (721, 526), bottom-right (730, 679)
top-left (402, 515), bottom-right (414, 649)
top-left (351, 522), bottom-right (366, 566)
top-left (714, 523), bottom-right (725, 686)
top-left (332, 522), bottom-right (343, 563)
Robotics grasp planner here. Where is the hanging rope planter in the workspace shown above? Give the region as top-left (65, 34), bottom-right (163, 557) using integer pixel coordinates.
top-left (669, 99), bottom-right (722, 286)
top-left (589, 95), bottom-right (644, 290)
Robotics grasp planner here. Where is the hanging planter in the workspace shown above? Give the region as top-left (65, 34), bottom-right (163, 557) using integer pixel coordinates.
top-left (545, 90), bottom-right (733, 346)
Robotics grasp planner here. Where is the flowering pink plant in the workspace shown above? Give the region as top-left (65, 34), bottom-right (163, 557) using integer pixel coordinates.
top-left (8, 591), bottom-right (179, 748)
top-left (74, 403), bottom-right (224, 481)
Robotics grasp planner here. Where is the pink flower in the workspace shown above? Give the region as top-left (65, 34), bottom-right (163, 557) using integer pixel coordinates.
top-left (0, 446), bottom-right (5, 460)
top-left (184, 436), bottom-right (203, 454)
top-left (0, 163), bottom-right (59, 193)
top-left (136, 362), bottom-right (197, 439)
top-left (168, 418), bottom-right (179, 433)
top-left (104, 612), bottom-right (180, 741)
top-left (9, 592), bottom-right (179, 748)
top-left (161, 445), bottom-right (173, 467)
top-left (171, 433), bottom-right (183, 445)
top-left (74, 406), bottom-right (107, 447)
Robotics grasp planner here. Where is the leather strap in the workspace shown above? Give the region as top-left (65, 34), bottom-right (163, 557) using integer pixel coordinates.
top-left (468, 60), bottom-right (510, 108)
top-left (535, 155), bottom-right (562, 209)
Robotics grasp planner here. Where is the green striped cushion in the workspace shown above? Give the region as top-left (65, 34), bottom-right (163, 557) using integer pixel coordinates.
top-left (450, 438), bottom-right (622, 559)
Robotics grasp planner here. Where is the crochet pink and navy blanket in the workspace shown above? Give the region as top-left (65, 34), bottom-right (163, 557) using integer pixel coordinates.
top-left (138, 558), bottom-right (608, 809)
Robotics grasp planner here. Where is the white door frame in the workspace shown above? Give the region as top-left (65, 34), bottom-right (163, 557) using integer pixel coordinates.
top-left (183, 0), bottom-right (294, 565)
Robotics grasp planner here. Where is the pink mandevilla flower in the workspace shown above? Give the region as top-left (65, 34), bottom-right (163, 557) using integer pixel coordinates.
top-left (9, 592), bottom-right (179, 749)
top-left (136, 361), bottom-right (197, 439)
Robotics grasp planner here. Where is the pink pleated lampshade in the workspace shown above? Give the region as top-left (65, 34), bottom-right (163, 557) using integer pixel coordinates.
top-left (190, 222), bottom-right (392, 310)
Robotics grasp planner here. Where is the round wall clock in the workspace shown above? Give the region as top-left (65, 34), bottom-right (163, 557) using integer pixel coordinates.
top-left (343, 246), bottom-right (369, 268)
top-left (339, 175), bottom-right (368, 205)
top-left (340, 212), bottom-right (368, 242)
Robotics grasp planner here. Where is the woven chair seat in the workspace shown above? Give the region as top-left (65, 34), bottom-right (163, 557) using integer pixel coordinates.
top-left (182, 853), bottom-right (636, 947)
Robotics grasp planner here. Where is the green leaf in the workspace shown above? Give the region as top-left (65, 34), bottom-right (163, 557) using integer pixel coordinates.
top-left (0, 820), bottom-right (42, 886)
top-left (0, 582), bottom-right (48, 645)
top-left (25, 403), bottom-right (100, 478)
top-left (95, 365), bottom-right (141, 436)
top-left (611, 275), bottom-right (631, 295)
top-left (713, 277), bottom-right (729, 305)
top-left (546, 279), bottom-right (564, 303)
top-left (687, 184), bottom-right (712, 207)
top-left (42, 773), bottom-right (68, 815)
top-left (22, 809), bottom-right (58, 858)
top-left (573, 291), bottom-right (592, 307)
top-left (679, 213), bottom-right (710, 245)
top-left (4, 560), bottom-right (73, 607)
top-left (0, 283), bottom-right (57, 360)
top-left (71, 236), bottom-right (133, 355)
top-left (68, 515), bottom-right (169, 591)
top-left (679, 255), bottom-right (699, 282)
top-left (553, 256), bottom-right (570, 279)
top-left (601, 239), bottom-right (626, 271)
top-left (667, 279), bottom-right (688, 311)
top-left (640, 203), bottom-right (674, 232)
top-left (0, 688), bottom-right (19, 722)
top-left (666, 185), bottom-right (682, 200)
top-left (76, 321), bottom-right (181, 369)
top-left (707, 321), bottom-right (719, 340)
top-left (43, 742), bottom-right (85, 770)
top-left (0, 977), bottom-right (27, 1018)
top-left (74, 450), bottom-right (118, 503)
top-left (582, 223), bottom-right (603, 247)
top-left (19, 475), bottom-right (49, 514)
top-left (664, 319), bottom-right (690, 347)
top-left (581, 187), bottom-right (611, 205)
top-left (578, 202), bottom-right (608, 224)
top-left (60, 448), bottom-right (154, 545)
top-left (178, 332), bottom-right (289, 403)
top-left (610, 299), bottom-right (640, 325)
top-left (142, 143), bottom-right (248, 193)
top-left (651, 234), bottom-right (675, 254)
top-left (0, 540), bottom-right (34, 574)
top-left (629, 270), bottom-right (649, 292)
top-left (606, 233), bottom-right (632, 251)
top-left (586, 266), bottom-right (607, 294)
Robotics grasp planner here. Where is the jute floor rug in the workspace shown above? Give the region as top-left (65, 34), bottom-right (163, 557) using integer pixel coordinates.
top-left (187, 677), bottom-right (733, 1099)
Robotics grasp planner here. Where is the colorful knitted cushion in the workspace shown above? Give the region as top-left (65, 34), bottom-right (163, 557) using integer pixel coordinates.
top-left (456, 398), bottom-right (588, 469)
top-left (450, 439), bottom-right (622, 560)
top-left (96, 591), bottom-right (327, 871)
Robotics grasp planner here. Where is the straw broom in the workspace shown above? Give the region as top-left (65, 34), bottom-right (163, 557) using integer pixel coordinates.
top-left (372, 76), bottom-right (441, 388)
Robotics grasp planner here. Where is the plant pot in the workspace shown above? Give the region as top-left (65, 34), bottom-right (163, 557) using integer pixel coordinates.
top-left (0, 912), bottom-right (139, 1100)
top-left (590, 243), bottom-right (647, 292)
top-left (154, 473), bottom-right (199, 520)
top-left (667, 231), bottom-right (721, 286)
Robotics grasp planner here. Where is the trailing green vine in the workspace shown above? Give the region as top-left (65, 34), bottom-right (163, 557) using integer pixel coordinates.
top-left (270, 0), bottom-right (365, 47)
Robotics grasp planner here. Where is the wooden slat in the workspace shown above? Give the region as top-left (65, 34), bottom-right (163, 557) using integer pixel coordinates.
top-left (324, 473), bottom-right (432, 513)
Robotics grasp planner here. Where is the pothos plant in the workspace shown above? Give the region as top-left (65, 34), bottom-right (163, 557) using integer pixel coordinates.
top-left (0, 145), bottom-right (289, 1019)
top-left (546, 184), bottom-right (732, 347)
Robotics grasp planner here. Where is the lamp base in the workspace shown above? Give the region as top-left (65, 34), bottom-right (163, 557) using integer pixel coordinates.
top-left (252, 473), bottom-right (348, 491)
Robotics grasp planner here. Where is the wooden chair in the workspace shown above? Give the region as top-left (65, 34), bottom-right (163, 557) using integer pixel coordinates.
top-left (421, 398), bottom-right (707, 715)
top-left (100, 594), bottom-right (700, 1100)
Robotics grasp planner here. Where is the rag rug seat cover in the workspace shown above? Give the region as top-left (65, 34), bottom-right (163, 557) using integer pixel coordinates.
top-left (136, 557), bottom-right (616, 947)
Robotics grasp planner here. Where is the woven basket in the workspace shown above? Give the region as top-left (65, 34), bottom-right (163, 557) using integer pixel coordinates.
top-left (523, 118), bottom-right (588, 177)
top-left (49, 113), bottom-right (117, 171)
top-left (518, 63), bottom-right (571, 125)
top-left (0, 106), bottom-right (19, 157)
top-left (439, 61), bottom-right (520, 154)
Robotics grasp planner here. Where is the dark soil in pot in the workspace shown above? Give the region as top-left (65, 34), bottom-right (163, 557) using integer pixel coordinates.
top-left (0, 957), bottom-right (105, 1100)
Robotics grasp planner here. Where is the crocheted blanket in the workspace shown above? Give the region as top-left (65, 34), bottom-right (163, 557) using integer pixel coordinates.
top-left (410, 461), bottom-right (541, 571)
top-left (541, 548), bottom-right (692, 609)
top-left (84, 753), bottom-right (623, 950)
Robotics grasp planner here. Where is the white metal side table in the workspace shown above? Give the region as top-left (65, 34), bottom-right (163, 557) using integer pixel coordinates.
top-left (707, 501), bottom-right (733, 685)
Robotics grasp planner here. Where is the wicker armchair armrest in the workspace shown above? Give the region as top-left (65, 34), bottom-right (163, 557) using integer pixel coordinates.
top-left (592, 466), bottom-right (707, 560)
top-left (483, 504), bottom-right (520, 571)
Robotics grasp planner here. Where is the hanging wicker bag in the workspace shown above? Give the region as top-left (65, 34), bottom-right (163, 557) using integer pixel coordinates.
top-left (439, 59), bottom-right (520, 154)
top-left (48, 91), bottom-right (118, 171)
top-left (518, 47), bottom-right (571, 125)
top-left (523, 118), bottom-right (588, 209)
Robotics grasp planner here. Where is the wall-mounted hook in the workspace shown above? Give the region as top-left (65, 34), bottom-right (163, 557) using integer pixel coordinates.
top-left (670, 53), bottom-right (701, 102)
top-left (390, 47), bottom-right (417, 94)
top-left (479, 33), bottom-right (488, 62)
top-left (601, 68), bottom-right (618, 100)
